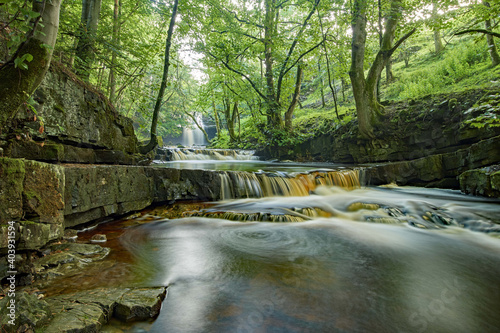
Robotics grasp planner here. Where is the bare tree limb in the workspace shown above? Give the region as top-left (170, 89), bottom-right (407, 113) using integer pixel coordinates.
top-left (283, 40), bottom-right (323, 77)
top-left (389, 27), bottom-right (417, 56)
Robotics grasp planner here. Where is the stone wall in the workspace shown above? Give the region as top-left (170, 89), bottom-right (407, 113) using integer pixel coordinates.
top-left (0, 64), bottom-right (141, 165)
top-left (0, 158), bottom-right (65, 251)
top-left (260, 88), bottom-right (500, 164)
top-left (364, 135), bottom-right (500, 191)
top-left (0, 158), bottom-right (223, 252)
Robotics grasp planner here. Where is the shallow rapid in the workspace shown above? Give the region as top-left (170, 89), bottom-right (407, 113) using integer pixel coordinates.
top-left (121, 184), bottom-right (500, 333)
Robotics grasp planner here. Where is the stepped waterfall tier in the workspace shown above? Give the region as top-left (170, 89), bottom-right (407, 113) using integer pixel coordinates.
top-left (218, 169), bottom-right (362, 199)
top-left (156, 147), bottom-right (259, 161)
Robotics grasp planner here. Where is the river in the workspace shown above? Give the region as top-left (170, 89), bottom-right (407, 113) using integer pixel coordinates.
top-left (67, 149), bottom-right (500, 332)
top-left (103, 149), bottom-right (500, 332)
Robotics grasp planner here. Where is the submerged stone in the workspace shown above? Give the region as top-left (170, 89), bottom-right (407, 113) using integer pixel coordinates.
top-left (91, 233), bottom-right (107, 243)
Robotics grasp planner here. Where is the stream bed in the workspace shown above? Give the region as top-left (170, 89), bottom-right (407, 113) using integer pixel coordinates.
top-left (40, 150), bottom-right (500, 332)
top-left (115, 186), bottom-right (500, 333)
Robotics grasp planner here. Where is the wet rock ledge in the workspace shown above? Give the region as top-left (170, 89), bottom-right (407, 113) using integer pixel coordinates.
top-left (0, 286), bottom-right (167, 332)
top-left (0, 158), bottom-right (221, 253)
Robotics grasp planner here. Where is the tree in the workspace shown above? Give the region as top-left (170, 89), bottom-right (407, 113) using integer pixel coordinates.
top-left (454, 0), bottom-right (500, 67)
top-left (284, 64), bottom-right (303, 131)
top-left (349, 0), bottom-right (416, 138)
top-left (139, 0), bottom-right (179, 154)
top-left (431, 0), bottom-right (444, 53)
top-left (483, 1), bottom-right (500, 67)
top-left (198, 0), bottom-right (323, 131)
top-left (0, 0), bottom-right (62, 129)
top-left (75, 0), bottom-right (102, 80)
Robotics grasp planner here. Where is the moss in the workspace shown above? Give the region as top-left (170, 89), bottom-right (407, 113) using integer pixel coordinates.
top-left (448, 98), bottom-right (458, 110)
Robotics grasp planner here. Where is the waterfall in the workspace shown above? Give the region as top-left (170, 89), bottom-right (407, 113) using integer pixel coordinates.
top-left (217, 169), bottom-right (361, 200)
top-left (181, 114), bottom-right (207, 146)
top-left (160, 148), bottom-right (259, 161)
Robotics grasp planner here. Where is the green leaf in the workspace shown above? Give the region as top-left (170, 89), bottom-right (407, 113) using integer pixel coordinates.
top-left (29, 11), bottom-right (41, 19)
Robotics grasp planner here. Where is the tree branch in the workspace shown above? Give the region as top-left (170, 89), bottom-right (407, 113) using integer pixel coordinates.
top-left (220, 5), bottom-right (264, 29)
top-left (283, 39), bottom-right (323, 77)
top-left (207, 51), bottom-right (267, 100)
top-left (455, 29), bottom-right (500, 38)
top-left (389, 27), bottom-right (417, 56)
top-left (211, 29), bottom-right (261, 41)
top-left (276, 0), bottom-right (320, 102)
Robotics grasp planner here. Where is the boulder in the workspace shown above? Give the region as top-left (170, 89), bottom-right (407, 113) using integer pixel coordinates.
top-left (459, 165), bottom-right (500, 197)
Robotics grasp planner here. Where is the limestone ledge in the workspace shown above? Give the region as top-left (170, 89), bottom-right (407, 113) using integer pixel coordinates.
top-left (364, 135), bottom-right (500, 190)
top-left (0, 287), bottom-right (167, 333)
top-left (0, 158), bottom-right (222, 252)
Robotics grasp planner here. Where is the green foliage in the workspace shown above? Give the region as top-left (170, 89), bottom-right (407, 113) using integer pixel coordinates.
top-left (385, 38), bottom-right (490, 100)
top-left (14, 53), bottom-right (33, 70)
top-left (463, 113), bottom-right (500, 129)
top-left (210, 130), bottom-right (231, 149)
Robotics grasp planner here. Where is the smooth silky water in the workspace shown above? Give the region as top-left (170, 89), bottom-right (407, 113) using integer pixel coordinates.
top-left (117, 186), bottom-right (500, 333)
top-left (104, 149), bottom-right (500, 332)
top-left (60, 149), bottom-right (496, 333)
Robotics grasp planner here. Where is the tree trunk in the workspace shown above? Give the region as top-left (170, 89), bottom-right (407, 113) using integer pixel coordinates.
top-left (350, 0), bottom-right (414, 138)
top-left (212, 97), bottom-right (221, 140)
top-left (349, 0), bottom-right (376, 138)
top-left (285, 65), bottom-right (303, 131)
top-left (224, 99), bottom-right (238, 143)
top-left (385, 58), bottom-right (393, 83)
top-left (75, 0), bottom-right (102, 81)
top-left (108, 0), bottom-right (121, 104)
top-left (264, 0), bottom-right (281, 129)
top-left (0, 0), bottom-right (61, 129)
top-left (484, 2), bottom-right (500, 67)
top-left (433, 29), bottom-right (444, 53)
top-left (185, 111), bottom-right (211, 144)
top-left (319, 61), bottom-right (325, 108)
top-left (432, 1), bottom-right (444, 53)
top-left (317, 11), bottom-right (339, 119)
top-left (139, 0), bottom-right (178, 154)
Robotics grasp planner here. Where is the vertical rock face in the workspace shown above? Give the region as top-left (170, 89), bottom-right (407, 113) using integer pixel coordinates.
top-left (63, 165), bottom-right (154, 228)
top-left (0, 158), bottom-right (65, 251)
top-left (2, 64), bottom-right (140, 164)
top-left (32, 68), bottom-right (137, 153)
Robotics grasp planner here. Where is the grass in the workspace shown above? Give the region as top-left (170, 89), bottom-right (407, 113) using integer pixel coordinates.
top-left (383, 36), bottom-right (498, 101)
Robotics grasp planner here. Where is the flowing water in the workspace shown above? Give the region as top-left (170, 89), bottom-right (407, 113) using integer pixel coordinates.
top-left (110, 150), bottom-right (500, 332)
top-left (49, 149), bottom-right (500, 332)
top-left (120, 186), bottom-right (500, 333)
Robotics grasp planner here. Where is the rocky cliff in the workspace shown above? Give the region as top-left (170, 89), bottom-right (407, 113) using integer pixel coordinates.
top-left (259, 87), bottom-right (500, 195)
top-left (0, 63), bottom-right (140, 165)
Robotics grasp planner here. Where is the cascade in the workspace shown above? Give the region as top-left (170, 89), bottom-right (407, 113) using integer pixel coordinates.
top-left (159, 148), bottom-right (259, 161)
top-left (180, 114), bottom-right (207, 146)
top-left (218, 169), bottom-right (361, 200)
